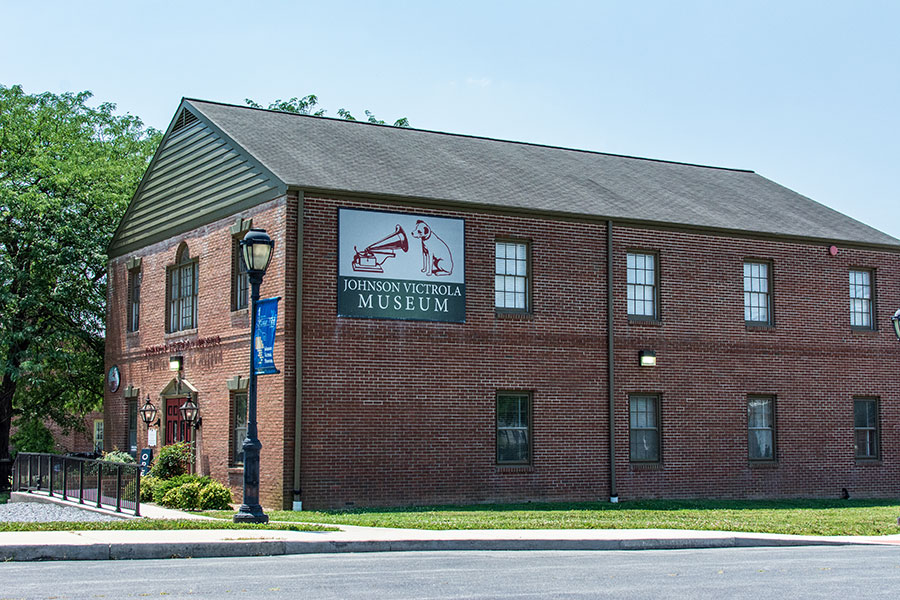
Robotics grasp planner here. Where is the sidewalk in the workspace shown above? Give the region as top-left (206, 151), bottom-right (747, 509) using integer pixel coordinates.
top-left (3, 493), bottom-right (899, 562)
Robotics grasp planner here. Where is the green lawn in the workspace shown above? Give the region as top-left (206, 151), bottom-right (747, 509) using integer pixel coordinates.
top-left (0, 519), bottom-right (336, 533)
top-left (204, 498), bottom-right (900, 536)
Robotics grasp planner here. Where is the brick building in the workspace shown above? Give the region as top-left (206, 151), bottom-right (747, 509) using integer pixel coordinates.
top-left (104, 99), bottom-right (900, 510)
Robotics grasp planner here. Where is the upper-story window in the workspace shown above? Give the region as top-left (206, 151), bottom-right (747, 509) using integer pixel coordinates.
top-left (627, 252), bottom-right (658, 319)
top-left (495, 241), bottom-right (530, 312)
top-left (232, 237), bottom-right (249, 311)
top-left (849, 269), bottom-right (875, 329)
top-left (743, 261), bottom-right (772, 325)
top-left (167, 243), bottom-right (198, 333)
top-left (126, 261), bottom-right (141, 333)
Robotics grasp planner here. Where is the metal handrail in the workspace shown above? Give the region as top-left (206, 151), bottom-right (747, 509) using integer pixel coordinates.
top-left (11, 452), bottom-right (141, 517)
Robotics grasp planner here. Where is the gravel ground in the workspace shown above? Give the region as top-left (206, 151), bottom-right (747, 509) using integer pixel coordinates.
top-left (0, 501), bottom-right (121, 522)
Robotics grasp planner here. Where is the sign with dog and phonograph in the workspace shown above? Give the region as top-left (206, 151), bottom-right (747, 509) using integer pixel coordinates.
top-left (338, 208), bottom-right (465, 322)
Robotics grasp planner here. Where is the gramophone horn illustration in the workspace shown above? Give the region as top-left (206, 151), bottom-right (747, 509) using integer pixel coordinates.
top-left (351, 224), bottom-right (409, 273)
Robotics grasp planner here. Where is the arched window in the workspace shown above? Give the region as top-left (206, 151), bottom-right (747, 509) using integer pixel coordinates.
top-left (167, 243), bottom-right (198, 332)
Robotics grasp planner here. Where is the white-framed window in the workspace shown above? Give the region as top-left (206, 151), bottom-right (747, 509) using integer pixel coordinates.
top-left (748, 396), bottom-right (776, 460)
top-left (629, 394), bottom-right (660, 462)
top-left (495, 241), bottom-right (530, 312)
top-left (167, 243), bottom-right (198, 332)
top-left (849, 269), bottom-right (874, 329)
top-left (93, 420), bottom-right (104, 453)
top-left (627, 252), bottom-right (658, 319)
top-left (743, 261), bottom-right (772, 325)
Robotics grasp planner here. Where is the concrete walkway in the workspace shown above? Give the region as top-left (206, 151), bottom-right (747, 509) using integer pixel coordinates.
top-left (3, 492), bottom-right (900, 561)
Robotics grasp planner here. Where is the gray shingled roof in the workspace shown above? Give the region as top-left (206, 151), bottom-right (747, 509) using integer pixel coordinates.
top-left (186, 99), bottom-right (899, 248)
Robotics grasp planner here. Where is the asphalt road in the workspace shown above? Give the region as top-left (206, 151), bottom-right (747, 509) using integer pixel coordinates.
top-left (1, 546), bottom-right (898, 599)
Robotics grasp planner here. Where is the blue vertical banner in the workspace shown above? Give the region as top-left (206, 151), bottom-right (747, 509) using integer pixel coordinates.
top-left (254, 297), bottom-right (281, 375)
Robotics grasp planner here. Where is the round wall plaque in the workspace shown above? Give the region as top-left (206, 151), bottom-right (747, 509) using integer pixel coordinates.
top-left (107, 365), bottom-right (120, 393)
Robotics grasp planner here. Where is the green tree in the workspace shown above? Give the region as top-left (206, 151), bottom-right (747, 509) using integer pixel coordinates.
top-left (245, 95), bottom-right (410, 127)
top-left (0, 84), bottom-right (160, 466)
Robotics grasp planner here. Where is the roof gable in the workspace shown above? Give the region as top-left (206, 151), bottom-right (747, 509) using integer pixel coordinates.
top-left (107, 101), bottom-right (285, 258)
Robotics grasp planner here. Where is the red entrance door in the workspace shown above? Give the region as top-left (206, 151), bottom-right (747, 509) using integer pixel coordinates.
top-left (165, 398), bottom-right (193, 445)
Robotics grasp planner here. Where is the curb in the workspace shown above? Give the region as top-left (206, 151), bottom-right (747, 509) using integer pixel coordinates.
top-left (0, 534), bottom-right (857, 562)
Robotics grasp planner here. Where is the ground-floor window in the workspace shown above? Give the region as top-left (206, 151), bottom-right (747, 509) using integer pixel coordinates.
top-left (231, 392), bottom-right (248, 466)
top-left (629, 394), bottom-right (660, 463)
top-left (748, 395), bottom-right (776, 460)
top-left (497, 392), bottom-right (531, 464)
top-left (854, 397), bottom-right (879, 459)
top-left (127, 399), bottom-right (138, 456)
top-left (93, 419), bottom-right (104, 453)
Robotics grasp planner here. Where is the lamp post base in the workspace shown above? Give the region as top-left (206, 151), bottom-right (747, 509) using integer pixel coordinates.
top-left (233, 504), bottom-right (269, 524)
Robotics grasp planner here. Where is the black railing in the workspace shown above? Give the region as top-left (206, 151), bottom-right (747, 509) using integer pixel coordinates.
top-left (11, 453), bottom-right (140, 516)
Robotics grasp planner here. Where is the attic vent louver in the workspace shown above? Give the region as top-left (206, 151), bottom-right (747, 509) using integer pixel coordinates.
top-left (171, 109), bottom-right (199, 134)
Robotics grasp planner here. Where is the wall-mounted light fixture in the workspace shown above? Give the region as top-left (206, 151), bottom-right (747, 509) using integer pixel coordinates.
top-left (139, 395), bottom-right (160, 427)
top-left (892, 309), bottom-right (900, 341)
top-left (180, 398), bottom-right (201, 429)
top-left (169, 355), bottom-right (184, 372)
top-left (639, 350), bottom-right (657, 367)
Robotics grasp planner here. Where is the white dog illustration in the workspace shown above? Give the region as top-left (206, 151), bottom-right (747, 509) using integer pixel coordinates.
top-left (411, 220), bottom-right (453, 276)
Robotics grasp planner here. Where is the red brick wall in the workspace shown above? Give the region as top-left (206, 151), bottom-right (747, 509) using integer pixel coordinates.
top-left (299, 196), bottom-right (900, 508)
top-left (105, 196), bottom-right (290, 509)
top-left (106, 191), bottom-right (900, 511)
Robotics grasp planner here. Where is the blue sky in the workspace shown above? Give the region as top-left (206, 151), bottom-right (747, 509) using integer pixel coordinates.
top-left (3, 0), bottom-right (898, 239)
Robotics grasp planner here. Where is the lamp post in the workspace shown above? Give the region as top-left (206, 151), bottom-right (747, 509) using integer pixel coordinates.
top-left (234, 228), bottom-right (274, 524)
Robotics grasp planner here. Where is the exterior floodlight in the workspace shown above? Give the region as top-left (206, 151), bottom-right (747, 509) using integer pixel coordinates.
top-left (139, 396), bottom-right (159, 426)
top-left (639, 350), bottom-right (657, 367)
top-left (169, 355), bottom-right (184, 372)
top-left (240, 228), bottom-right (274, 275)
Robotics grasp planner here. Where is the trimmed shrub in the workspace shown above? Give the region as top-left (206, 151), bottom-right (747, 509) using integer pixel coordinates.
top-left (139, 475), bottom-right (159, 503)
top-left (149, 442), bottom-right (192, 479)
top-left (103, 450), bottom-right (136, 464)
top-left (161, 481), bottom-right (202, 510)
top-left (151, 474), bottom-right (210, 503)
top-left (198, 481), bottom-right (233, 510)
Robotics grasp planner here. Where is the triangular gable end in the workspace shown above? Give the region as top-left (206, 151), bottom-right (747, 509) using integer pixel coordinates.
top-left (107, 100), bottom-right (287, 259)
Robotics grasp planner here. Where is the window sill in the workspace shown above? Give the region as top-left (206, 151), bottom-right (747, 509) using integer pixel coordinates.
top-left (850, 327), bottom-right (878, 335)
top-left (749, 460), bottom-right (779, 469)
top-left (126, 330), bottom-right (140, 337)
top-left (495, 311), bottom-right (533, 320)
top-left (630, 462), bottom-right (662, 470)
top-left (164, 328), bottom-right (198, 340)
top-left (745, 323), bottom-right (775, 331)
top-left (496, 464), bottom-right (533, 473)
top-left (627, 318), bottom-right (662, 326)
top-left (228, 466), bottom-right (244, 473)
top-left (855, 458), bottom-right (882, 466)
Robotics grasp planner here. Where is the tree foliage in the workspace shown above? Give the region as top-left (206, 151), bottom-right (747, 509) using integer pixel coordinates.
top-left (0, 84), bottom-right (160, 462)
top-left (245, 95), bottom-right (410, 127)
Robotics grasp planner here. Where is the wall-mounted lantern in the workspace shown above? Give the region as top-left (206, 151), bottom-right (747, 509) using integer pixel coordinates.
top-left (180, 398), bottom-right (201, 429)
top-left (139, 395), bottom-right (159, 427)
top-left (892, 309), bottom-right (900, 341)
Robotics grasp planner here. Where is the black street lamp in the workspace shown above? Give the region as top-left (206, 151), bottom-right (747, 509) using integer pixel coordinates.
top-left (234, 228), bottom-right (274, 524)
top-left (892, 309), bottom-right (900, 341)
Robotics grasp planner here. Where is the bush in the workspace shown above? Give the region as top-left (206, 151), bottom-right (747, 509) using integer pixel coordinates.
top-left (103, 450), bottom-right (136, 464)
top-left (139, 475), bottom-right (159, 503)
top-left (149, 442), bottom-right (192, 479)
top-left (199, 481), bottom-right (233, 510)
top-left (161, 481), bottom-right (202, 510)
top-left (151, 474), bottom-right (210, 503)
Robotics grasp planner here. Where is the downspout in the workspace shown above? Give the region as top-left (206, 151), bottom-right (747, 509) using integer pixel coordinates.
top-left (607, 220), bottom-right (618, 503)
top-left (292, 192), bottom-right (304, 511)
